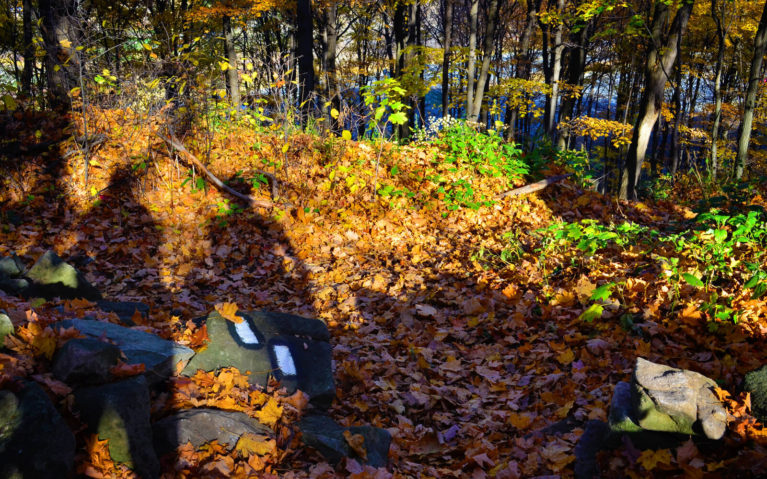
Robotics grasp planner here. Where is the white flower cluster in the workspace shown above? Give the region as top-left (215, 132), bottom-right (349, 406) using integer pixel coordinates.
top-left (412, 115), bottom-right (462, 142)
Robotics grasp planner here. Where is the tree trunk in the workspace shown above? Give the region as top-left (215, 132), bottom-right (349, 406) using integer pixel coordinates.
top-left (470, 0), bottom-right (500, 122)
top-left (21, 0), bottom-right (34, 96)
top-left (296, 0), bottom-right (314, 125)
top-left (542, 0), bottom-right (566, 137)
top-left (735, 0), bottom-right (767, 179)
top-left (619, 0), bottom-right (694, 200)
top-left (222, 15), bottom-right (241, 114)
top-left (39, 0), bottom-right (79, 110)
top-left (557, 20), bottom-right (591, 150)
top-left (504, 0), bottom-right (540, 140)
top-left (466, 0), bottom-right (479, 120)
top-left (441, 0), bottom-right (454, 118)
top-left (709, 2), bottom-right (726, 180)
top-left (323, 2), bottom-right (339, 132)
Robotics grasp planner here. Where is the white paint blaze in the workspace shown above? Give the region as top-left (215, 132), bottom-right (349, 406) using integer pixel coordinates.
top-left (273, 345), bottom-right (297, 376)
top-left (234, 320), bottom-right (260, 345)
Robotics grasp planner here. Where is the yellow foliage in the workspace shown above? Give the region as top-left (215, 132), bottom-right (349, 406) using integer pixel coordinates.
top-left (560, 116), bottom-right (632, 148)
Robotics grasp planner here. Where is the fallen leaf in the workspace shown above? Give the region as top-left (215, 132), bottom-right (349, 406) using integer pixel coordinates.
top-left (343, 429), bottom-right (368, 461)
top-left (215, 302), bottom-right (242, 323)
top-left (235, 433), bottom-right (275, 457)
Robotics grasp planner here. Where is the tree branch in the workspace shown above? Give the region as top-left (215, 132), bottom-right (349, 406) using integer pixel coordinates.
top-left (494, 173), bottom-right (572, 199)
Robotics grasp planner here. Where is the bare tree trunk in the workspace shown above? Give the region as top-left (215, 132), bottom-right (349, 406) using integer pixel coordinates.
top-left (542, 0), bottom-right (566, 137)
top-left (441, 0), bottom-right (454, 118)
top-left (322, 2), bottom-right (339, 132)
top-left (223, 15), bottom-right (241, 115)
top-left (21, 0), bottom-right (34, 97)
top-left (619, 0), bottom-right (694, 200)
top-left (470, 0), bottom-right (500, 121)
top-left (504, 0), bottom-right (540, 140)
top-left (735, 0), bottom-right (767, 179)
top-left (39, 0), bottom-right (79, 110)
top-left (557, 19), bottom-right (591, 150)
top-left (296, 0), bottom-right (314, 125)
top-left (466, 0), bottom-right (479, 120)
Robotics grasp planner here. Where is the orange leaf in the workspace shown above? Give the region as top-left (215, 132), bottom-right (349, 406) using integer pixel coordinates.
top-left (638, 449), bottom-right (672, 470)
top-left (343, 430), bottom-right (368, 461)
top-left (215, 302), bottom-right (242, 323)
top-left (508, 412), bottom-right (533, 430)
top-left (110, 362), bottom-right (146, 378)
top-left (235, 432), bottom-right (275, 457)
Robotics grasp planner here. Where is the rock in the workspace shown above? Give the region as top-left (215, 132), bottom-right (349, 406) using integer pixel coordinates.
top-left (632, 357), bottom-right (726, 440)
top-left (183, 310), bottom-right (335, 407)
top-left (574, 420), bottom-right (609, 479)
top-left (0, 255), bottom-right (24, 277)
top-left (96, 300), bottom-right (150, 326)
top-left (57, 319), bottom-right (195, 385)
top-left (298, 414), bottom-right (391, 468)
top-left (744, 364), bottom-right (767, 424)
top-left (0, 312), bottom-right (12, 348)
top-left (25, 250), bottom-right (102, 300)
top-left (0, 276), bottom-right (29, 297)
top-left (74, 376), bottom-right (160, 479)
top-left (608, 381), bottom-right (642, 434)
top-left (152, 408), bottom-right (273, 457)
top-left (0, 382), bottom-right (76, 479)
top-left (52, 338), bottom-right (121, 385)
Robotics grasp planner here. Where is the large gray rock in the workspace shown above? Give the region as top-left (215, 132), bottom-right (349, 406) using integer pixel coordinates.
top-left (74, 376), bottom-right (160, 479)
top-left (0, 313), bottom-right (12, 348)
top-left (632, 358), bottom-right (726, 440)
top-left (25, 250), bottom-right (101, 300)
top-left (298, 414), bottom-right (391, 468)
top-left (0, 255), bottom-right (24, 277)
top-left (0, 382), bottom-right (76, 479)
top-left (183, 310), bottom-right (335, 407)
top-left (743, 364), bottom-right (767, 424)
top-left (152, 408), bottom-right (273, 456)
top-left (57, 319), bottom-right (194, 385)
top-left (52, 338), bottom-right (121, 385)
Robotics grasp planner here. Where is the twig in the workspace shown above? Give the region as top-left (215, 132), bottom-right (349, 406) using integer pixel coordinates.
top-left (156, 133), bottom-right (274, 209)
top-left (494, 173), bottom-right (572, 199)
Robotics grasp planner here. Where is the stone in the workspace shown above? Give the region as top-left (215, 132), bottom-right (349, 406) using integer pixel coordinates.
top-left (743, 364), bottom-right (767, 424)
top-left (632, 357), bottom-right (726, 440)
top-left (608, 381), bottom-right (642, 434)
top-left (52, 338), bottom-right (121, 385)
top-left (74, 376), bottom-right (160, 479)
top-left (298, 414), bottom-right (391, 468)
top-left (0, 312), bottom-right (12, 348)
top-left (96, 300), bottom-right (150, 326)
top-left (574, 420), bottom-right (609, 479)
top-left (183, 310), bottom-right (335, 407)
top-left (56, 319), bottom-right (195, 385)
top-left (152, 408), bottom-right (273, 457)
top-left (0, 255), bottom-right (24, 278)
top-left (0, 277), bottom-right (29, 297)
top-left (25, 250), bottom-right (102, 300)
top-left (0, 382), bottom-right (76, 479)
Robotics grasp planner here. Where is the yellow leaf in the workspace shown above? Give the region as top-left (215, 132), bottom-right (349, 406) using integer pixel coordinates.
top-left (638, 449), bottom-right (672, 470)
top-left (215, 302), bottom-right (242, 323)
top-left (343, 430), bottom-right (368, 461)
top-left (142, 43), bottom-right (152, 51)
top-left (255, 398), bottom-right (283, 427)
top-left (219, 61), bottom-right (230, 71)
top-left (59, 39), bottom-right (72, 48)
top-left (342, 130), bottom-right (352, 141)
top-left (508, 412), bottom-right (533, 430)
top-left (556, 348), bottom-right (575, 365)
top-left (235, 433), bottom-right (275, 457)
top-left (330, 108), bottom-right (339, 119)
top-left (281, 144), bottom-right (289, 153)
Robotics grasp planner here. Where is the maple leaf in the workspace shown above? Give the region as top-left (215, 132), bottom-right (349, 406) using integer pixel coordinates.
top-left (215, 302), bottom-right (242, 323)
top-left (637, 448), bottom-right (672, 470)
top-left (235, 433), bottom-right (275, 457)
top-left (343, 430), bottom-right (368, 461)
top-left (255, 398), bottom-right (283, 426)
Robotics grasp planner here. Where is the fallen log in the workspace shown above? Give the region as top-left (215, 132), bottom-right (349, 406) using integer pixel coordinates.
top-left (494, 173), bottom-right (572, 199)
top-left (156, 133), bottom-right (274, 209)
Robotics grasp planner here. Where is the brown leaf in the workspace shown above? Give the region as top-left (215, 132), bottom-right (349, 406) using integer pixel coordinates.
top-left (343, 429), bottom-right (368, 461)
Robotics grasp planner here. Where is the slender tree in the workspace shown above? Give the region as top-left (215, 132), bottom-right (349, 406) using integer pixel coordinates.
top-left (441, 0), bottom-right (454, 118)
top-left (735, 0), bottom-right (767, 179)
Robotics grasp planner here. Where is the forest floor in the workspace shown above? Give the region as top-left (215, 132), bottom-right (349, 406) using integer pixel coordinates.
top-left (1, 109), bottom-right (767, 478)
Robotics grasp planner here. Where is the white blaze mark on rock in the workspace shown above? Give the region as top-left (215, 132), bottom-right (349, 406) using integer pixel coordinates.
top-left (234, 320), bottom-right (259, 345)
top-left (273, 345), bottom-right (297, 376)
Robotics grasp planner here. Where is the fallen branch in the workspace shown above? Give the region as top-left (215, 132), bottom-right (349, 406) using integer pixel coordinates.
top-left (495, 173), bottom-right (572, 199)
top-left (156, 132), bottom-right (273, 209)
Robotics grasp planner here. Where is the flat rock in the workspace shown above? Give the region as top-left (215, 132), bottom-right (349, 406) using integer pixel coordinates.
top-left (57, 319), bottom-right (194, 385)
top-left (53, 338), bottom-right (121, 385)
top-left (0, 382), bottom-right (76, 479)
top-left (0, 312), bottom-right (12, 348)
top-left (74, 376), bottom-right (159, 479)
top-left (96, 300), bottom-right (150, 326)
top-left (152, 408), bottom-right (273, 456)
top-left (744, 364), bottom-right (767, 424)
top-left (632, 357), bottom-right (726, 440)
top-left (183, 310), bottom-right (335, 407)
top-left (298, 414), bottom-right (391, 468)
top-left (25, 250), bottom-right (102, 300)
